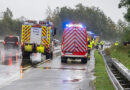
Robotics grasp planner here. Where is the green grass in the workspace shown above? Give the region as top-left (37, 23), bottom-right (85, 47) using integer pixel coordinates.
top-left (109, 45), bottom-right (130, 69)
top-left (94, 50), bottom-right (115, 90)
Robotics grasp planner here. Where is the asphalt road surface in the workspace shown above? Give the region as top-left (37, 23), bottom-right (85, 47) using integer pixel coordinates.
top-left (0, 50), bottom-right (95, 90)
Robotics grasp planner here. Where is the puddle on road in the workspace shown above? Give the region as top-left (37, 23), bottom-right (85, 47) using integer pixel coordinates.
top-left (63, 79), bottom-right (81, 83)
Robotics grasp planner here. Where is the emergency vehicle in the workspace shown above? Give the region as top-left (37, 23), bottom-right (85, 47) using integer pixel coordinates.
top-left (21, 20), bottom-right (56, 63)
top-left (61, 24), bottom-right (88, 63)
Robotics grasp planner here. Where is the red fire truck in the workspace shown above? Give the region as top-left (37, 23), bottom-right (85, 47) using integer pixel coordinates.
top-left (61, 24), bottom-right (88, 63)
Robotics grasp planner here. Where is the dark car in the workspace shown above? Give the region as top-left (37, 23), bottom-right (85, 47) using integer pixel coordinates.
top-left (3, 36), bottom-right (19, 50)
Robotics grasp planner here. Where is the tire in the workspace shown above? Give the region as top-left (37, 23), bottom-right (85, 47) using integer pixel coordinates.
top-left (61, 56), bottom-right (67, 63)
top-left (46, 53), bottom-right (52, 59)
top-left (81, 58), bottom-right (87, 64)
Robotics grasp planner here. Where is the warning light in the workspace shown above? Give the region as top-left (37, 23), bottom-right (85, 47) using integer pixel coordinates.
top-left (66, 24), bottom-right (83, 28)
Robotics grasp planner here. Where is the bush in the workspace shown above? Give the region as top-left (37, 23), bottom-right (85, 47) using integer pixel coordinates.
top-left (104, 48), bottom-right (111, 56)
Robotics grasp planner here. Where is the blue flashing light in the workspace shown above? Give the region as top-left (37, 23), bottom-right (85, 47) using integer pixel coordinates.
top-left (66, 24), bottom-right (84, 28)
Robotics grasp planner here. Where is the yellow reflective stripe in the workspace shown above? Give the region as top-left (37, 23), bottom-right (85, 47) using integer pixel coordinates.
top-left (21, 25), bottom-right (31, 43)
top-left (21, 25), bottom-right (25, 43)
top-left (24, 26), bottom-right (31, 42)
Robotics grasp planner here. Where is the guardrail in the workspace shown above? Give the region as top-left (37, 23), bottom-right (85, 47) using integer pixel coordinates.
top-left (112, 58), bottom-right (130, 82)
top-left (100, 50), bottom-right (124, 90)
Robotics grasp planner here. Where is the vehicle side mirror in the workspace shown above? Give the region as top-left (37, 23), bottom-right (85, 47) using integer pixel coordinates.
top-left (53, 27), bottom-right (56, 36)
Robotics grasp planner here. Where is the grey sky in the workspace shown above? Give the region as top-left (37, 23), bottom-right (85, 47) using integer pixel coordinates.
top-left (0, 0), bottom-right (126, 23)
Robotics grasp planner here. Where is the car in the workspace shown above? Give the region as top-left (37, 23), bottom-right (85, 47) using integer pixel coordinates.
top-left (3, 35), bottom-right (20, 50)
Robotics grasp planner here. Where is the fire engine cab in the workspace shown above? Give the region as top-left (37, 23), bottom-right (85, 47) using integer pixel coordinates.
top-left (61, 24), bottom-right (88, 63)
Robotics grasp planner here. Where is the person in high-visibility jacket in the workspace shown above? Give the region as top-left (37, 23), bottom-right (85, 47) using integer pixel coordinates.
top-left (96, 41), bottom-right (99, 49)
top-left (100, 40), bottom-right (104, 49)
top-left (114, 41), bottom-right (119, 46)
top-left (92, 39), bottom-right (95, 48)
top-left (87, 38), bottom-right (92, 55)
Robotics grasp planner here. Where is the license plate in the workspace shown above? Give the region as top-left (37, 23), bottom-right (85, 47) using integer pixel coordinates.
top-left (65, 52), bottom-right (72, 54)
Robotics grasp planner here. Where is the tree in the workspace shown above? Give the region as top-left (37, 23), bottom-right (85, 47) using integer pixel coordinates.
top-left (119, 0), bottom-right (130, 42)
top-left (119, 0), bottom-right (130, 22)
top-left (0, 8), bottom-right (22, 37)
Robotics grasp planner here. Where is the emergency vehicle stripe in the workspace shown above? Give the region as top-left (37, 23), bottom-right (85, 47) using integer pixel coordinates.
top-left (63, 35), bottom-right (75, 48)
top-left (64, 34), bottom-right (75, 46)
top-left (64, 28), bottom-right (73, 37)
top-left (42, 29), bottom-right (47, 36)
top-left (24, 27), bottom-right (31, 41)
top-left (76, 29), bottom-right (86, 40)
top-left (63, 28), bottom-right (75, 51)
top-left (48, 27), bottom-right (51, 44)
top-left (76, 34), bottom-right (86, 46)
top-left (75, 40), bottom-right (85, 52)
top-left (76, 34), bottom-right (86, 52)
top-left (75, 38), bottom-right (86, 50)
top-left (76, 33), bottom-right (86, 47)
top-left (22, 25), bottom-right (31, 42)
top-left (64, 29), bottom-right (75, 43)
top-left (41, 39), bottom-right (45, 46)
top-left (64, 29), bottom-right (74, 39)
top-left (64, 41), bottom-right (74, 51)
top-left (41, 26), bottom-right (47, 46)
top-left (25, 34), bottom-right (31, 42)
top-left (65, 44), bottom-right (74, 52)
top-left (64, 38), bottom-right (75, 51)
top-left (21, 25), bottom-right (25, 42)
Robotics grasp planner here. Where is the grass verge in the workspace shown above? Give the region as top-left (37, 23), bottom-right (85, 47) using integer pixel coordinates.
top-left (108, 45), bottom-right (130, 69)
top-left (94, 50), bottom-right (115, 90)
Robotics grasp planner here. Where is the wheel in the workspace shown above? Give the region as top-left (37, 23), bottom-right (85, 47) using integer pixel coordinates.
top-left (81, 58), bottom-right (87, 64)
top-left (61, 56), bottom-right (67, 63)
top-left (46, 53), bottom-right (52, 59)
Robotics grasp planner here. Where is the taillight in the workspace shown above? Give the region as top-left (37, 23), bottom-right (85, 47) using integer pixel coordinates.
top-left (16, 42), bottom-right (19, 45)
top-left (3, 41), bottom-right (6, 44)
top-left (21, 42), bottom-right (23, 46)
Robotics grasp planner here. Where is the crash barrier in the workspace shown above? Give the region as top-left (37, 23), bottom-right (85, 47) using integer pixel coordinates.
top-left (112, 58), bottom-right (130, 82)
top-left (99, 51), bottom-right (123, 90)
top-left (100, 50), bottom-right (130, 90)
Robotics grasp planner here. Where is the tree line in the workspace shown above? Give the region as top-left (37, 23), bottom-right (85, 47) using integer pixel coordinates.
top-left (0, 8), bottom-right (22, 39)
top-left (47, 4), bottom-right (122, 41)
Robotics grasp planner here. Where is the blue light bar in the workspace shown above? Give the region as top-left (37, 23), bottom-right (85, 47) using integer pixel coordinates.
top-left (66, 24), bottom-right (83, 28)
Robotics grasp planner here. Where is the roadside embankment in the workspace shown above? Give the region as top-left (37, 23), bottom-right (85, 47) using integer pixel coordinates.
top-left (94, 50), bottom-right (115, 90)
top-left (106, 45), bottom-right (130, 69)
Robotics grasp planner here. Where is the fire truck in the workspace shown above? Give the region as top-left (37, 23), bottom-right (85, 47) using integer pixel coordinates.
top-left (61, 24), bottom-right (88, 63)
top-left (21, 20), bottom-right (56, 64)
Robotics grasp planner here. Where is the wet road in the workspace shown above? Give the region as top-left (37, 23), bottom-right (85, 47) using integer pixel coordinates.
top-left (0, 50), bottom-right (95, 90)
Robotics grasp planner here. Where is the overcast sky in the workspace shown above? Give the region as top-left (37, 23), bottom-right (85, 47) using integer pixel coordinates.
top-left (0, 0), bottom-right (126, 23)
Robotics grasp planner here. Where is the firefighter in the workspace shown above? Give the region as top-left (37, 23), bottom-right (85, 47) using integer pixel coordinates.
top-left (87, 38), bottom-right (92, 54)
top-left (114, 41), bottom-right (119, 46)
top-left (100, 40), bottom-right (104, 49)
top-left (96, 41), bottom-right (99, 49)
top-left (92, 38), bottom-right (95, 49)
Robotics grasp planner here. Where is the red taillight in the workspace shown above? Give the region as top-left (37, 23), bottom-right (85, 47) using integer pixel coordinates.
top-left (3, 41), bottom-right (6, 44)
top-left (21, 42), bottom-right (23, 46)
top-left (16, 42), bottom-right (19, 45)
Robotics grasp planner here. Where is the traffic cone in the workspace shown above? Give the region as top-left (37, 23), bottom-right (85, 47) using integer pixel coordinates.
top-left (2, 51), bottom-right (5, 64)
top-left (20, 65), bottom-right (23, 79)
top-left (8, 53), bottom-right (12, 66)
top-left (15, 51), bottom-right (18, 66)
